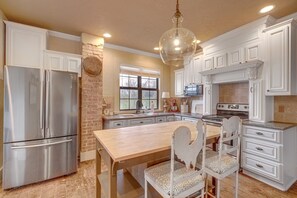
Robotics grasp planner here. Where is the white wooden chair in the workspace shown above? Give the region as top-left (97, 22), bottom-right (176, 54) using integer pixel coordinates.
top-left (200, 116), bottom-right (242, 198)
top-left (144, 120), bottom-right (207, 198)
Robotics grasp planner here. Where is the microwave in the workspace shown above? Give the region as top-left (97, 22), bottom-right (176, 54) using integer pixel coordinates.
top-left (184, 84), bottom-right (203, 96)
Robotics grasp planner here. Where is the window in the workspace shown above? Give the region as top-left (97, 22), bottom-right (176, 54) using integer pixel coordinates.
top-left (120, 74), bottom-right (159, 110)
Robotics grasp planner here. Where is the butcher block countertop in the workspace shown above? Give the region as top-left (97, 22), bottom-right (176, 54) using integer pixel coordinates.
top-left (93, 120), bottom-right (220, 162)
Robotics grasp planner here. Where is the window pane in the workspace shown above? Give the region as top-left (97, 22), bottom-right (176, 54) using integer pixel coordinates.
top-left (120, 99), bottom-right (129, 110)
top-left (129, 77), bottom-right (138, 87)
top-left (120, 89), bottom-right (129, 98)
top-left (149, 79), bottom-right (157, 88)
top-left (149, 91), bottom-right (157, 99)
top-left (130, 90), bottom-right (138, 99)
top-left (142, 90), bottom-right (150, 99)
top-left (141, 77), bottom-right (149, 88)
top-left (152, 100), bottom-right (157, 108)
top-left (142, 100), bottom-right (150, 109)
top-left (130, 99), bottom-right (137, 109)
top-left (120, 75), bottom-right (129, 87)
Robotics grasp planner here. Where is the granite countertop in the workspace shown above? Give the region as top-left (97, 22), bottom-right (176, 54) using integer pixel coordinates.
top-left (243, 121), bottom-right (297, 130)
top-left (175, 112), bottom-right (203, 119)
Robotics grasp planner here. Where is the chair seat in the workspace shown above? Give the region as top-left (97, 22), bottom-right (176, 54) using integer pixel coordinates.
top-left (197, 149), bottom-right (218, 167)
top-left (205, 154), bottom-right (238, 174)
top-left (145, 161), bottom-right (204, 196)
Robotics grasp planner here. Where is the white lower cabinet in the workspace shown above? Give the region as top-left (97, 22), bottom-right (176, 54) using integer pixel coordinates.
top-left (241, 125), bottom-right (297, 191)
top-left (155, 116), bottom-right (167, 123)
top-left (181, 117), bottom-right (198, 123)
top-left (128, 117), bottom-right (155, 126)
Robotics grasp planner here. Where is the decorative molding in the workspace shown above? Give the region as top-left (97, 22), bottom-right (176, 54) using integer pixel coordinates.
top-left (276, 11), bottom-right (297, 24)
top-left (205, 75), bottom-right (212, 84)
top-left (263, 19), bottom-right (297, 33)
top-left (246, 67), bottom-right (258, 80)
top-left (48, 30), bottom-right (81, 42)
top-left (104, 43), bottom-right (161, 59)
top-left (200, 60), bottom-right (263, 76)
top-left (80, 150), bottom-right (95, 162)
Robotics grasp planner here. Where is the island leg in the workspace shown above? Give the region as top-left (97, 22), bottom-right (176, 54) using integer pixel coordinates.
top-left (96, 148), bottom-right (102, 198)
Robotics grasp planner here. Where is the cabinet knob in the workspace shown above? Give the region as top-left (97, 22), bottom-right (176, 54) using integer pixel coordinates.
top-left (256, 164), bottom-right (264, 168)
top-left (140, 121), bottom-right (143, 124)
top-left (256, 132), bottom-right (264, 136)
top-left (267, 90), bottom-right (270, 92)
top-left (256, 147), bottom-right (263, 151)
top-left (116, 123), bottom-right (121, 126)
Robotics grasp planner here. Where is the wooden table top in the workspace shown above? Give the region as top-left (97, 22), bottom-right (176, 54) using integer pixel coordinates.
top-left (93, 121), bottom-right (220, 162)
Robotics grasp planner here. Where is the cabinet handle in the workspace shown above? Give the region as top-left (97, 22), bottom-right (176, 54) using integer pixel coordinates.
top-left (256, 132), bottom-right (264, 136)
top-left (239, 62), bottom-right (242, 64)
top-left (256, 164), bottom-right (263, 168)
top-left (140, 121), bottom-right (143, 124)
top-left (267, 90), bottom-right (270, 92)
top-left (250, 87), bottom-right (253, 93)
top-left (116, 123), bottom-right (121, 126)
top-left (256, 147), bottom-right (263, 151)
top-left (159, 120), bottom-right (162, 122)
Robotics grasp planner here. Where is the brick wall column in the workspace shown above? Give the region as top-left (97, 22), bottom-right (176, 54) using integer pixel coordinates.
top-left (80, 33), bottom-right (104, 161)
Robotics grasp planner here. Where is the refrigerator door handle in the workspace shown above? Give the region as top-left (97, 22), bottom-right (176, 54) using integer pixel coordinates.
top-left (11, 139), bottom-right (72, 149)
top-left (45, 70), bottom-right (50, 131)
top-left (40, 70), bottom-right (44, 132)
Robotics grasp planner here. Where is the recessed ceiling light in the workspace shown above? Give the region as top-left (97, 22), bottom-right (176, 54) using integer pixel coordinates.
top-left (154, 47), bottom-right (160, 50)
top-left (103, 33), bottom-right (112, 38)
top-left (259, 5), bottom-right (275, 14)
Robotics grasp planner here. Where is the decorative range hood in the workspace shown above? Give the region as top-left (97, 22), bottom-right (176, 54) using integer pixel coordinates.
top-left (200, 60), bottom-right (263, 84)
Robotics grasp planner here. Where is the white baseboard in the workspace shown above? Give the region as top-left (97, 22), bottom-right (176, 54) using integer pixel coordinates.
top-left (80, 150), bottom-right (95, 162)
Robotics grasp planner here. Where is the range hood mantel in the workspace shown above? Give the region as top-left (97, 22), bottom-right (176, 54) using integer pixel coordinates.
top-left (200, 60), bottom-right (263, 76)
top-left (200, 60), bottom-right (263, 84)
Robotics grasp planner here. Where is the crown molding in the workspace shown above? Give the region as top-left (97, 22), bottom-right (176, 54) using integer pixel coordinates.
top-left (104, 43), bottom-right (160, 59)
top-left (48, 30), bottom-right (81, 42)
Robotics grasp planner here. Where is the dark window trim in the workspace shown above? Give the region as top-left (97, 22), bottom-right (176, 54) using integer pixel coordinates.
top-left (119, 75), bottom-right (159, 111)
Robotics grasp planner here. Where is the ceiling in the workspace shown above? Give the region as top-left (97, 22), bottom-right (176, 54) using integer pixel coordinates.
top-left (1, 0), bottom-right (297, 54)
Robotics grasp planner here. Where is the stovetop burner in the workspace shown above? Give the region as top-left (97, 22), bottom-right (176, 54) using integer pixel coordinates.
top-left (202, 103), bottom-right (249, 125)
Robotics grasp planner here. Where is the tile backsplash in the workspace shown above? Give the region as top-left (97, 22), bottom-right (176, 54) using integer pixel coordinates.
top-left (274, 96), bottom-right (297, 123)
top-left (219, 82), bottom-right (249, 104)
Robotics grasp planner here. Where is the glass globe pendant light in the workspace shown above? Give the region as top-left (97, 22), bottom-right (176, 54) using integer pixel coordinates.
top-left (159, 0), bottom-right (197, 67)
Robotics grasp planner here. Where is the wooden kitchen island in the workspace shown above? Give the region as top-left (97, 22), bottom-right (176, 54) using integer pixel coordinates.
top-left (93, 120), bottom-right (220, 198)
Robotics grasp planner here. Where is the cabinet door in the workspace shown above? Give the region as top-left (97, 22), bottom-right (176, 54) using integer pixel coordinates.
top-left (249, 79), bottom-right (262, 121)
top-left (228, 48), bottom-right (244, 65)
top-left (183, 63), bottom-right (191, 86)
top-left (214, 52), bottom-right (227, 69)
top-left (175, 69), bottom-right (184, 96)
top-left (245, 43), bottom-right (260, 62)
top-left (5, 22), bottom-right (46, 68)
top-left (193, 55), bottom-right (203, 84)
top-left (66, 56), bottom-right (81, 77)
top-left (203, 85), bottom-right (212, 115)
top-left (203, 56), bottom-right (214, 71)
top-left (44, 52), bottom-right (64, 71)
top-left (265, 25), bottom-right (290, 95)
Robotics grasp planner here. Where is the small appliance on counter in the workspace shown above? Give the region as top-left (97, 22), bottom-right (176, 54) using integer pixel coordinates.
top-left (191, 99), bottom-right (203, 114)
top-left (180, 99), bottom-right (188, 113)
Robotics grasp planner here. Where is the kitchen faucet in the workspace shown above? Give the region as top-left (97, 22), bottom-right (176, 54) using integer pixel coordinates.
top-left (135, 99), bottom-right (143, 114)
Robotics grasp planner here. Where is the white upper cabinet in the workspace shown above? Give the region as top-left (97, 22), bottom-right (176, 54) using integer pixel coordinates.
top-left (184, 55), bottom-right (203, 85)
top-left (264, 19), bottom-right (297, 96)
top-left (228, 47), bottom-right (244, 66)
top-left (192, 55), bottom-right (203, 84)
top-left (5, 21), bottom-right (47, 68)
top-left (174, 69), bottom-right (184, 96)
top-left (44, 50), bottom-right (82, 76)
top-left (245, 42), bottom-right (260, 62)
top-left (213, 52), bottom-right (227, 69)
top-left (203, 56), bottom-right (214, 71)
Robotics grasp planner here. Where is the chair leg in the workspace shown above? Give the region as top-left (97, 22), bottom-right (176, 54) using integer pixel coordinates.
top-left (205, 174), bottom-right (208, 198)
top-left (235, 170), bottom-right (239, 198)
top-left (201, 188), bottom-right (204, 198)
top-left (145, 178), bottom-right (148, 198)
top-left (216, 180), bottom-right (220, 198)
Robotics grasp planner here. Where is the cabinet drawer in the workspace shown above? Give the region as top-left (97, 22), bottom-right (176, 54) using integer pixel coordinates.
top-left (182, 117), bottom-right (198, 123)
top-left (166, 116), bottom-right (176, 122)
top-left (129, 118), bottom-right (155, 126)
top-left (243, 126), bottom-right (281, 143)
top-left (175, 116), bottom-right (182, 121)
top-left (155, 116), bottom-right (167, 123)
top-left (242, 137), bottom-right (282, 162)
top-left (242, 153), bottom-right (283, 183)
top-left (110, 120), bottom-right (126, 128)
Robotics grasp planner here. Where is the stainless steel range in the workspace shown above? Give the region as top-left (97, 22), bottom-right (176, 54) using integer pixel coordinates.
top-left (202, 103), bottom-right (249, 125)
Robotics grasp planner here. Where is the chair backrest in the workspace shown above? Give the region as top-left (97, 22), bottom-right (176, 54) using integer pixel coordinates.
top-left (169, 119), bottom-right (206, 196)
top-left (218, 116), bottom-right (242, 162)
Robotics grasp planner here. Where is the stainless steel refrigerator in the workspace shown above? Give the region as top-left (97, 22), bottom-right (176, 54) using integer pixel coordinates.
top-left (3, 65), bottom-right (78, 189)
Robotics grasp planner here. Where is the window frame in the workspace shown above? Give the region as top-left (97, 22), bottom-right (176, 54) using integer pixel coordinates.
top-left (119, 75), bottom-right (159, 111)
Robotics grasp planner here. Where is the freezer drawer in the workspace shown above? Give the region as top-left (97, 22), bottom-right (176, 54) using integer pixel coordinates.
top-left (3, 136), bottom-right (77, 189)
